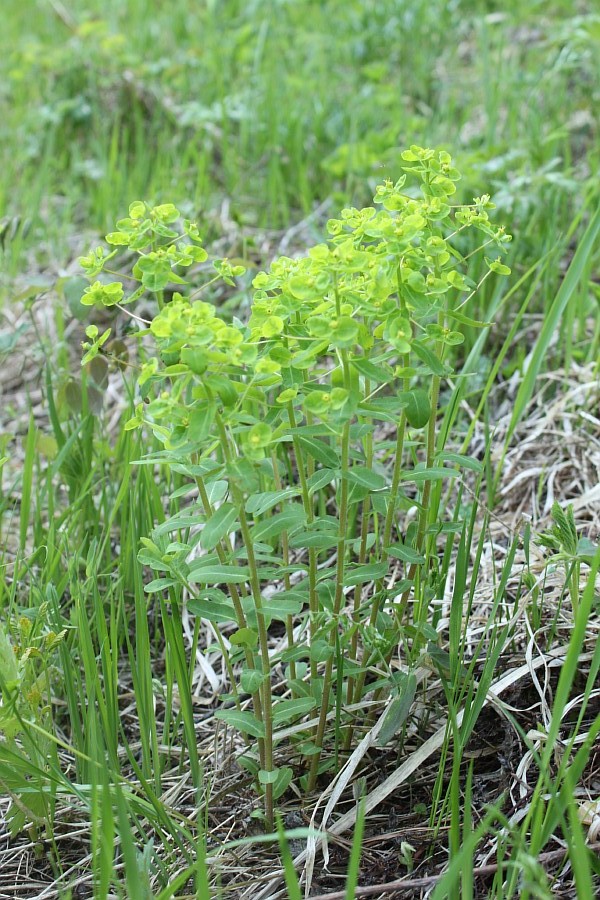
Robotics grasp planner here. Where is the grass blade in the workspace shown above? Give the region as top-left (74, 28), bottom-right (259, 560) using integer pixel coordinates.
top-left (501, 200), bottom-right (600, 452)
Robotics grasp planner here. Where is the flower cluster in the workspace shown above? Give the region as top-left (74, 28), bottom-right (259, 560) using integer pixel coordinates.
top-left (79, 147), bottom-right (511, 457)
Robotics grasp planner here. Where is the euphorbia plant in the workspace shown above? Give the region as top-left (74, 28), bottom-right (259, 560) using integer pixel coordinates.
top-left (79, 146), bottom-right (510, 827)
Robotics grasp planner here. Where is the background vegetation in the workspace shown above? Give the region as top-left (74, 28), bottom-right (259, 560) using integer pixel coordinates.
top-left (0, 1), bottom-right (599, 897)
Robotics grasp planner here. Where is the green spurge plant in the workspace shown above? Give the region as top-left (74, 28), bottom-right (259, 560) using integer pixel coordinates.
top-left (79, 146), bottom-right (511, 828)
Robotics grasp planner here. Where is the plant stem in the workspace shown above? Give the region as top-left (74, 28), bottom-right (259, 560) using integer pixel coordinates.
top-left (271, 450), bottom-right (297, 687)
top-left (233, 488), bottom-right (275, 830)
top-left (569, 559), bottom-right (580, 616)
top-left (399, 342), bottom-right (443, 630)
top-left (307, 409), bottom-right (351, 791)
top-left (287, 400), bottom-right (319, 681)
top-left (210, 410), bottom-right (274, 827)
top-left (345, 353), bottom-right (410, 719)
top-left (195, 473), bottom-right (266, 768)
top-left (345, 381), bottom-right (373, 710)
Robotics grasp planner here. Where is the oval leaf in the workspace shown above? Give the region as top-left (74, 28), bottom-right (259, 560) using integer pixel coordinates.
top-left (214, 709), bottom-right (265, 739)
top-left (200, 503), bottom-right (238, 550)
top-left (272, 697), bottom-right (317, 724)
top-left (187, 563), bottom-right (249, 584)
top-left (399, 389), bottom-right (431, 429)
top-left (376, 674), bottom-right (417, 747)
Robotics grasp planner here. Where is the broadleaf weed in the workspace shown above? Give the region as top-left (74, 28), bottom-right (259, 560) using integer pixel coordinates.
top-left (79, 146), bottom-right (511, 827)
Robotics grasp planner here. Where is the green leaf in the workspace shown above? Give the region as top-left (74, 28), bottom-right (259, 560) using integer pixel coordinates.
top-left (487, 258), bottom-right (511, 276)
top-left (136, 254), bottom-right (180, 291)
top-left (214, 709), bottom-right (265, 739)
top-left (144, 577), bottom-right (177, 593)
top-left (358, 396), bottom-right (405, 420)
top-left (245, 422), bottom-right (273, 452)
top-left (81, 281), bottom-right (124, 308)
top-left (230, 628), bottom-right (258, 648)
top-left (288, 529), bottom-right (339, 550)
top-left (310, 641), bottom-right (334, 663)
top-left (204, 479), bottom-right (229, 505)
top-left (445, 309), bottom-right (493, 329)
top-left (307, 468), bottom-right (337, 492)
top-left (129, 201), bottom-right (146, 218)
top-left (288, 275), bottom-right (320, 300)
top-left (344, 467), bottom-right (385, 490)
top-left (0, 624), bottom-right (19, 686)
top-left (272, 697), bottom-right (317, 724)
top-left (187, 563), bottom-right (249, 584)
top-left (181, 347), bottom-right (208, 375)
top-left (263, 591), bottom-right (305, 619)
top-left (444, 331), bottom-right (464, 346)
top-left (399, 389), bottom-right (431, 429)
top-left (297, 436), bottom-right (339, 468)
top-left (272, 766), bottom-right (294, 800)
top-left (188, 404), bottom-right (216, 443)
top-left (291, 339), bottom-right (329, 369)
top-left (200, 503), bottom-right (238, 551)
top-left (258, 767), bottom-right (294, 800)
top-left (446, 270), bottom-right (470, 291)
top-left (153, 203), bottom-right (180, 223)
top-left (385, 314), bottom-right (412, 352)
top-left (402, 467), bottom-right (458, 485)
top-left (343, 562), bottom-right (389, 585)
top-left (240, 669), bottom-right (267, 694)
top-left (350, 356), bottom-right (394, 383)
top-left (105, 231), bottom-right (132, 246)
top-left (375, 673), bottom-right (417, 747)
top-left (427, 644), bottom-right (468, 678)
top-left (303, 390), bottom-right (330, 416)
top-left (153, 513), bottom-right (202, 536)
top-left (436, 451), bottom-right (483, 473)
top-left (187, 594), bottom-right (237, 623)
top-left (281, 644), bottom-right (312, 663)
top-left (238, 757), bottom-right (262, 783)
top-left (245, 489), bottom-right (300, 516)
top-left (205, 374), bottom-right (238, 408)
top-left (576, 537), bottom-right (599, 563)
top-left (411, 340), bottom-right (448, 376)
top-left (123, 415), bottom-right (142, 432)
top-left (250, 505), bottom-right (306, 542)
top-left (258, 768), bottom-right (280, 785)
top-left (276, 388), bottom-right (299, 405)
top-left (0, 322), bottom-right (28, 353)
top-left (329, 315), bottom-right (359, 346)
top-left (387, 543), bottom-right (426, 564)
